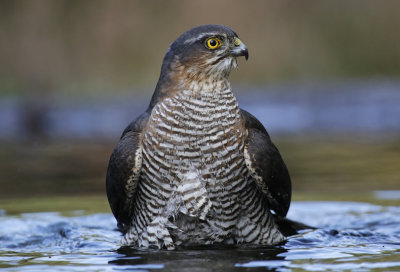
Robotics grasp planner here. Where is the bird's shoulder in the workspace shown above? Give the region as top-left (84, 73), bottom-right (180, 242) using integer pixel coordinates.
top-left (240, 108), bottom-right (270, 137)
top-left (121, 111), bottom-right (151, 138)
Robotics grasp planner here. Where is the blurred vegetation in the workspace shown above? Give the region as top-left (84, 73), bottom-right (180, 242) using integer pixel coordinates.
top-left (1, 0), bottom-right (400, 97)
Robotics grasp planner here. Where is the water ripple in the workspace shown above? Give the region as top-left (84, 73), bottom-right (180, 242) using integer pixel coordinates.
top-left (0, 202), bottom-right (399, 271)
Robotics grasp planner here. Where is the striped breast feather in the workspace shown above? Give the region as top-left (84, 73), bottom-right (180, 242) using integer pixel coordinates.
top-left (177, 167), bottom-right (212, 220)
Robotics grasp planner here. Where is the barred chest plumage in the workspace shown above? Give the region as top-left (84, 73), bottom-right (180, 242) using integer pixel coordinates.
top-left (143, 86), bottom-right (247, 188)
top-left (126, 80), bottom-right (283, 248)
top-left (142, 82), bottom-right (248, 212)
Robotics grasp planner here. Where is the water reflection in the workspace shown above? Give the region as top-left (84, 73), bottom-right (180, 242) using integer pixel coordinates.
top-left (374, 190), bottom-right (400, 200)
top-left (111, 246), bottom-right (287, 271)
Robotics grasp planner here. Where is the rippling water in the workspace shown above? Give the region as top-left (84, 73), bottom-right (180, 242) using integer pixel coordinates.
top-left (1, 201), bottom-right (399, 271)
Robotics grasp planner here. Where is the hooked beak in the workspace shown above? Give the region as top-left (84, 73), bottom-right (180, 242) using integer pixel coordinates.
top-left (231, 37), bottom-right (249, 60)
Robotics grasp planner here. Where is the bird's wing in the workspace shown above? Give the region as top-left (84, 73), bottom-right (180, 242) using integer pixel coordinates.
top-left (106, 112), bottom-right (149, 231)
top-left (241, 109), bottom-right (292, 217)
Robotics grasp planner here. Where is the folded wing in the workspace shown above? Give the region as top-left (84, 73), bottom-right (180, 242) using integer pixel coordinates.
top-left (106, 113), bottom-right (149, 231)
top-left (241, 109), bottom-right (292, 217)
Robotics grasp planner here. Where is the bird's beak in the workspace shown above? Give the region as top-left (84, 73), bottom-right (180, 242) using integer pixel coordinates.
top-left (231, 37), bottom-right (249, 60)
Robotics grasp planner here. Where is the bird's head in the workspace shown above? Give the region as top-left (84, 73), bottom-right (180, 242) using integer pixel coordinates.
top-left (149, 25), bottom-right (248, 109)
top-left (161, 24), bottom-right (248, 81)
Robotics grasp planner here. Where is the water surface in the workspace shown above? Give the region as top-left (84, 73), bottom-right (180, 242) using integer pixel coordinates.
top-left (1, 201), bottom-right (399, 271)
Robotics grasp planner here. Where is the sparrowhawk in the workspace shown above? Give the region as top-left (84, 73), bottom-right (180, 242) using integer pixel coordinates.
top-left (106, 24), bottom-right (296, 250)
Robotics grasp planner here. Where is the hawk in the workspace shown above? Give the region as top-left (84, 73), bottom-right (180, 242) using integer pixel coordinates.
top-left (106, 24), bottom-right (298, 250)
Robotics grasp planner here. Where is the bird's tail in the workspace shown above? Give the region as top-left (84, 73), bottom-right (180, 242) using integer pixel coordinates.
top-left (274, 216), bottom-right (316, 237)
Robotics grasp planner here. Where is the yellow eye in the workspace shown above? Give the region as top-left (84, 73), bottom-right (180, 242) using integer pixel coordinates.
top-left (205, 37), bottom-right (222, 50)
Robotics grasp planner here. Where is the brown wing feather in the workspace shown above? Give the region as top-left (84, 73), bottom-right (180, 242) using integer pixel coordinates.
top-left (106, 112), bottom-right (149, 231)
top-left (241, 109), bottom-right (292, 217)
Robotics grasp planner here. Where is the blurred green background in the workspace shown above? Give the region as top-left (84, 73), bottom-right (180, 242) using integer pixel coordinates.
top-left (0, 0), bottom-right (399, 212)
top-left (1, 0), bottom-right (400, 95)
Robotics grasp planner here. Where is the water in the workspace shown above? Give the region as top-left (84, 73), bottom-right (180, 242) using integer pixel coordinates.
top-left (1, 80), bottom-right (400, 140)
top-left (1, 201), bottom-right (399, 271)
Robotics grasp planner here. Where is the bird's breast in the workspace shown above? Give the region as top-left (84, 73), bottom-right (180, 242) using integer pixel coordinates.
top-left (141, 88), bottom-right (248, 194)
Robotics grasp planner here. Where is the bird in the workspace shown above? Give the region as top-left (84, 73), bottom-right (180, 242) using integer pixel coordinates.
top-left (106, 24), bottom-right (298, 250)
